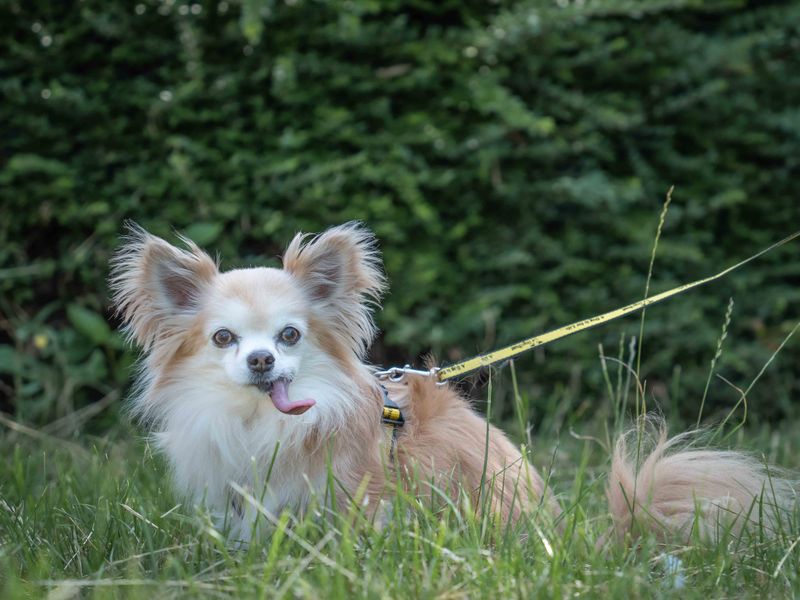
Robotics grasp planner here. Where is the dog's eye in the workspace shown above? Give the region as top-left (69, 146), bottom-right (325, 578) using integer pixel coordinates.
top-left (279, 326), bottom-right (301, 345)
top-left (212, 328), bottom-right (235, 347)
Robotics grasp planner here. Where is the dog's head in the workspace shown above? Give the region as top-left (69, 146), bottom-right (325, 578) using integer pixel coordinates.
top-left (110, 222), bottom-right (386, 418)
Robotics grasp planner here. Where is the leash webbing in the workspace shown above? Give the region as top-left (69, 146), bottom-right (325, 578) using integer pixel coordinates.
top-left (435, 230), bottom-right (800, 382)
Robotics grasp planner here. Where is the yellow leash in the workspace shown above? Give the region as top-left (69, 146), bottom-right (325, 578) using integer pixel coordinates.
top-left (434, 230), bottom-right (800, 382)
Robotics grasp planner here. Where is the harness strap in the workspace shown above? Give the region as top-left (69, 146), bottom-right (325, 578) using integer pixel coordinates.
top-left (379, 384), bottom-right (404, 464)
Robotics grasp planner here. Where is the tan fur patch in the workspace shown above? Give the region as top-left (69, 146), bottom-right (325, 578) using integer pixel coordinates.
top-left (169, 316), bottom-right (208, 364)
top-left (307, 315), bottom-right (355, 374)
top-left (385, 376), bottom-right (554, 525)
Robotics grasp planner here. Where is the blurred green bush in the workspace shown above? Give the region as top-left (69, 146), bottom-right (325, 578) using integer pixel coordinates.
top-left (2, 0), bottom-right (799, 426)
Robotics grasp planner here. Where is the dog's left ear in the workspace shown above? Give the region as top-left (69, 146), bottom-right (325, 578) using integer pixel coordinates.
top-left (283, 222), bottom-right (386, 357)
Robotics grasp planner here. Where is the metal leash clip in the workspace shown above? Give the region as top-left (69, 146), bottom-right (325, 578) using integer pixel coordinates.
top-left (374, 364), bottom-right (445, 385)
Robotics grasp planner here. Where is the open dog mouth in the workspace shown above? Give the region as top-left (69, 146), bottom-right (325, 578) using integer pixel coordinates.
top-left (251, 376), bottom-right (315, 416)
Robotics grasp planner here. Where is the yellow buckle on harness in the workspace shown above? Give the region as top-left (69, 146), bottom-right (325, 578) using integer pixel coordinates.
top-left (382, 406), bottom-right (402, 423)
top-left (380, 385), bottom-right (403, 463)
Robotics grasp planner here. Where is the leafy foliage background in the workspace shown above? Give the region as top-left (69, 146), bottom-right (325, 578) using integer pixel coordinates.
top-left (1, 0), bottom-right (798, 426)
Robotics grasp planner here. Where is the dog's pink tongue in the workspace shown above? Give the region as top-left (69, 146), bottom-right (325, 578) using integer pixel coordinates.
top-left (270, 379), bottom-right (315, 415)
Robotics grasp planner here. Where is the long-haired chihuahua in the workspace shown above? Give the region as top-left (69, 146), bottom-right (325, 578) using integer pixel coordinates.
top-left (110, 222), bottom-right (794, 542)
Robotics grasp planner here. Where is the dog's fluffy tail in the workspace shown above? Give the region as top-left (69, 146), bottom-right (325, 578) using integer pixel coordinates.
top-left (606, 418), bottom-right (796, 543)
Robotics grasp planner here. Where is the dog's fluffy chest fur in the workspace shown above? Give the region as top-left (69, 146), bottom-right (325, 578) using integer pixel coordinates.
top-left (148, 356), bottom-right (383, 526)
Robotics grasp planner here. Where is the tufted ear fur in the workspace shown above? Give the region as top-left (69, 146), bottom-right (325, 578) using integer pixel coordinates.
top-left (282, 222), bottom-right (386, 358)
top-left (109, 223), bottom-right (218, 350)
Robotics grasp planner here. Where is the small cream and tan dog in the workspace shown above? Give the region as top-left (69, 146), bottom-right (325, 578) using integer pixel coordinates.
top-left (111, 222), bottom-right (793, 542)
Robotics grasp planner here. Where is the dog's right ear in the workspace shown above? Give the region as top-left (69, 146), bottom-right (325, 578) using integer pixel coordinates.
top-left (109, 223), bottom-right (218, 349)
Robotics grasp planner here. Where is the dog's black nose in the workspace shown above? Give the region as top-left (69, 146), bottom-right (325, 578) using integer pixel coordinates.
top-left (247, 350), bottom-right (275, 373)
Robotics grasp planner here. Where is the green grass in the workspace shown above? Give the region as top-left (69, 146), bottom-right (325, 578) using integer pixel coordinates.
top-left (1, 368), bottom-right (799, 599)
